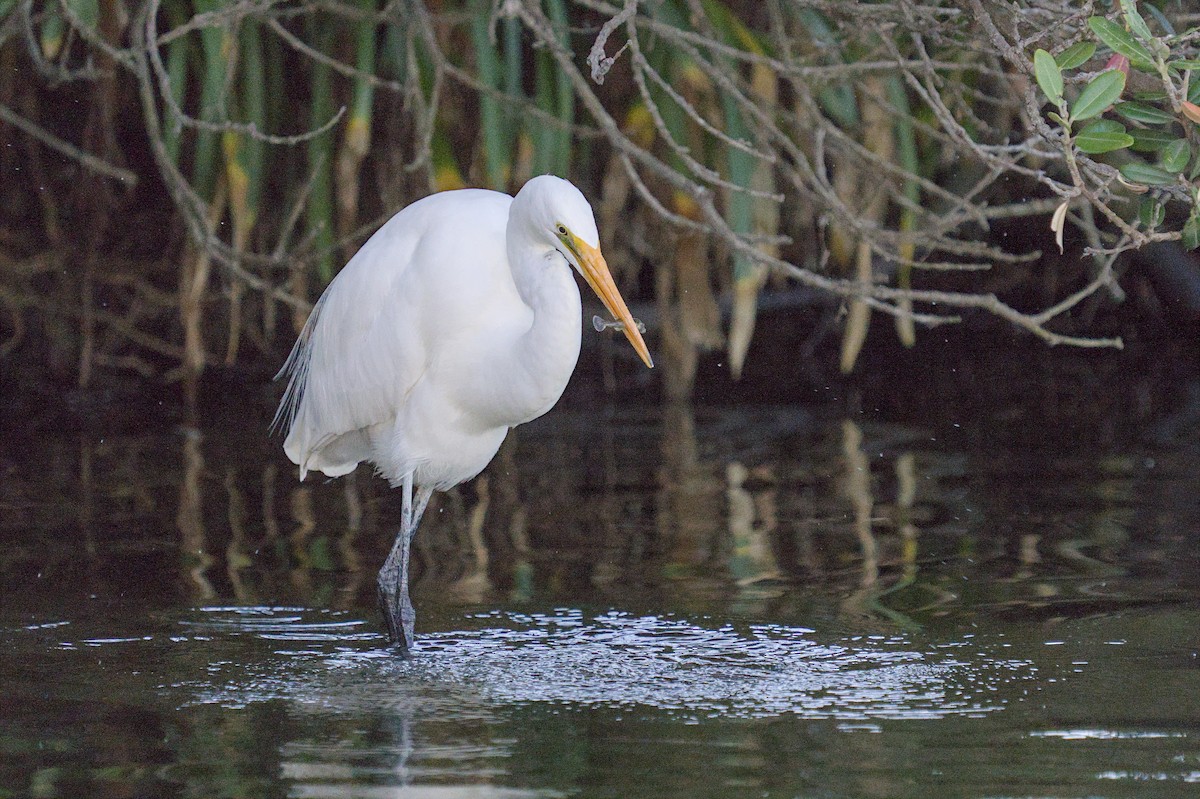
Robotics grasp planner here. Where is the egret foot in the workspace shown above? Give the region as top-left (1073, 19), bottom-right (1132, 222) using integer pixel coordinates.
top-left (377, 479), bottom-right (433, 656)
top-left (376, 554), bottom-right (415, 654)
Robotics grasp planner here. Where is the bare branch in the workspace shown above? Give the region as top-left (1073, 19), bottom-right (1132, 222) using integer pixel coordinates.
top-left (586, 0), bottom-right (637, 84)
top-left (0, 102), bottom-right (138, 186)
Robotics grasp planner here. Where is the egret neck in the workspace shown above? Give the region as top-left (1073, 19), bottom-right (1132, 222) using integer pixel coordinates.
top-left (489, 218), bottom-right (582, 427)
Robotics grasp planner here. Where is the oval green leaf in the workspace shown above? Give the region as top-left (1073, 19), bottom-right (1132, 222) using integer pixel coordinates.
top-left (1129, 128), bottom-right (1180, 152)
top-left (1088, 16), bottom-right (1155, 71)
top-left (1074, 119), bottom-right (1134, 154)
top-left (1034, 49), bottom-right (1063, 106)
top-left (1160, 138), bottom-right (1192, 173)
top-left (1144, 2), bottom-right (1176, 37)
top-left (1119, 161), bottom-right (1176, 185)
top-left (65, 0), bottom-right (98, 31)
top-left (1070, 69), bottom-right (1126, 122)
top-left (1183, 214), bottom-right (1200, 251)
top-left (1056, 41), bottom-right (1097, 70)
top-left (1137, 197), bottom-right (1165, 229)
top-left (1082, 119), bottom-right (1125, 134)
top-left (1133, 90), bottom-right (1169, 104)
top-left (40, 6), bottom-right (64, 58)
top-left (1113, 101), bottom-right (1175, 125)
top-left (1119, 0), bottom-right (1154, 43)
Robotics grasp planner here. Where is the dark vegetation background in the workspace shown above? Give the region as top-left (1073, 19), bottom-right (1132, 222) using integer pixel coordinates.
top-left (1, 0), bottom-right (1199, 415)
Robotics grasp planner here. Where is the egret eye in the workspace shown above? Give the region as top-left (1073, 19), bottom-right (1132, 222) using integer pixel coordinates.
top-left (555, 224), bottom-right (568, 237)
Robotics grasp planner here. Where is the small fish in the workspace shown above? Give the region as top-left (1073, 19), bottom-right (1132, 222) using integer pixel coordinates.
top-left (592, 315), bottom-right (647, 334)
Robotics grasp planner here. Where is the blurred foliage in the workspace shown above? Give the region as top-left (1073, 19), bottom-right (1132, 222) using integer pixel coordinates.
top-left (0, 0), bottom-right (1197, 396)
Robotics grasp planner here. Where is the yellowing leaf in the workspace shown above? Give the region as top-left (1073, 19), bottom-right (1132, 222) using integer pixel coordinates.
top-left (840, 240), bottom-right (873, 374)
top-left (1051, 200), bottom-right (1069, 254)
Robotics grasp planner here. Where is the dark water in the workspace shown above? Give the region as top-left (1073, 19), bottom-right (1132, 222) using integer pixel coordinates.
top-left (2, 341), bottom-right (1199, 798)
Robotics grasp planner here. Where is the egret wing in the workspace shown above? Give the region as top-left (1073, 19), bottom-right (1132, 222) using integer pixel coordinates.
top-left (276, 189), bottom-right (511, 480)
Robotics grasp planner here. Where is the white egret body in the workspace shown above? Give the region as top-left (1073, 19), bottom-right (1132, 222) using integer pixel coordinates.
top-left (275, 175), bottom-right (652, 651)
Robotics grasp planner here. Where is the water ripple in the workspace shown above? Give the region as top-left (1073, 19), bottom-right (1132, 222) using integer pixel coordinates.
top-left (185, 607), bottom-right (1036, 721)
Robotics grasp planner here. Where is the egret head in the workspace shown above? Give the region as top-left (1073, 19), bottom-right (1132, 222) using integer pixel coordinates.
top-left (513, 175), bottom-right (653, 369)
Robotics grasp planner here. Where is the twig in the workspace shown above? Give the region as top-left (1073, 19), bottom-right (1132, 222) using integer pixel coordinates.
top-left (265, 17), bottom-right (405, 93)
top-left (0, 102), bottom-right (138, 186)
top-left (17, 0), bottom-right (102, 84)
top-left (131, 2), bottom-right (309, 313)
top-left (586, 0), bottom-right (637, 84)
top-left (155, 0), bottom-right (284, 47)
top-left (145, 0), bottom-right (348, 147)
top-left (518, 0), bottom-right (1124, 349)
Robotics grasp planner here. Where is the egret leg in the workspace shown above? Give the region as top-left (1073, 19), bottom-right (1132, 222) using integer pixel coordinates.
top-left (377, 473), bottom-right (434, 654)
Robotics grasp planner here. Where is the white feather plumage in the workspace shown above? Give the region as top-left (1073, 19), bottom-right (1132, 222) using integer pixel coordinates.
top-left (273, 175), bottom-right (652, 650)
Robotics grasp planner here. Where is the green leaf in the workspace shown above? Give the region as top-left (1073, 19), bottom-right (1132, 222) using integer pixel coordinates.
top-left (1088, 16), bottom-right (1155, 70)
top-left (1190, 81), bottom-right (1200, 105)
top-left (1172, 60), bottom-right (1200, 70)
top-left (191, 1), bottom-right (230, 201)
top-left (1129, 128), bottom-right (1179, 152)
top-left (1132, 89), bottom-right (1169, 103)
top-left (504, 14), bottom-right (522, 109)
top-left (40, 5), bottom-right (64, 59)
top-left (531, 0), bottom-right (574, 177)
top-left (469, 0), bottom-right (512, 190)
top-left (1113, 101), bottom-right (1175, 125)
top-left (305, 21), bottom-right (337, 284)
top-left (1076, 118), bottom-right (1124, 135)
top-left (1136, 197), bottom-right (1164, 228)
top-left (699, 0), bottom-right (771, 55)
top-left (1119, 0), bottom-right (1154, 43)
top-left (347, 1), bottom-right (379, 157)
top-left (1034, 48), bottom-right (1064, 106)
top-left (1074, 119), bottom-right (1134, 153)
top-left (227, 20), bottom-right (266, 227)
top-left (1047, 111), bottom-right (1068, 126)
top-left (162, 33), bottom-right (188, 166)
top-left (818, 85), bottom-right (860, 128)
top-left (796, 7), bottom-right (859, 127)
top-left (1160, 138), bottom-right (1192, 173)
top-left (65, 0), bottom-right (98, 31)
top-left (1070, 69), bottom-right (1126, 121)
top-left (1143, 2), bottom-right (1175, 36)
top-left (888, 74), bottom-right (919, 349)
top-left (1119, 161), bottom-right (1176, 185)
top-left (1183, 214), bottom-right (1200, 250)
top-left (1056, 41), bottom-right (1097, 70)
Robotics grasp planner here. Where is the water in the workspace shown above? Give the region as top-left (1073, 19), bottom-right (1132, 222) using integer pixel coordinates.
top-left (2, 341), bottom-right (1199, 798)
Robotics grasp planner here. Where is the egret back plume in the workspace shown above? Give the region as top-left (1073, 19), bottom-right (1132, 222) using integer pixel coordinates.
top-left (270, 296), bottom-right (324, 437)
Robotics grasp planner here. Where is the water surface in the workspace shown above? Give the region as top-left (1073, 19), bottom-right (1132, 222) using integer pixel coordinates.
top-left (2, 341), bottom-right (1198, 798)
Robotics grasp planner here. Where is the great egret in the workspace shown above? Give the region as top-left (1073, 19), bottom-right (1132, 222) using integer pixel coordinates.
top-left (275, 175), bottom-right (653, 653)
